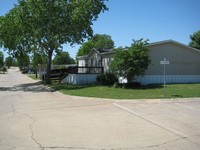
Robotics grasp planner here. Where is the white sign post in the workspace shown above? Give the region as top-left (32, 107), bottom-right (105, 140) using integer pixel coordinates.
top-left (160, 58), bottom-right (169, 96)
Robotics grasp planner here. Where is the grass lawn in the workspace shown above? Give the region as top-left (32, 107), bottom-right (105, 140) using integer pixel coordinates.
top-left (27, 74), bottom-right (40, 80)
top-left (50, 83), bottom-right (200, 99)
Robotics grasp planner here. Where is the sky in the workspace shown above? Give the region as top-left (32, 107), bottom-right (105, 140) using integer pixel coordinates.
top-left (0, 0), bottom-right (200, 59)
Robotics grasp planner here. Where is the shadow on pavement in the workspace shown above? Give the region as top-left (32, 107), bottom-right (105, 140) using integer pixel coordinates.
top-left (0, 81), bottom-right (56, 93)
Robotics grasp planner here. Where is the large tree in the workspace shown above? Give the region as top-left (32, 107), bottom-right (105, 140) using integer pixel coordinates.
top-left (5, 56), bottom-right (14, 68)
top-left (0, 16), bottom-right (3, 48)
top-left (76, 34), bottom-right (114, 57)
top-left (110, 39), bottom-right (151, 83)
top-left (0, 5), bottom-right (31, 67)
top-left (0, 51), bottom-right (4, 68)
top-left (31, 52), bottom-right (47, 68)
top-left (31, 51), bottom-right (47, 78)
top-left (189, 30), bottom-right (200, 50)
top-left (15, 51), bottom-right (30, 68)
top-left (53, 51), bottom-right (75, 65)
top-left (0, 0), bottom-right (108, 84)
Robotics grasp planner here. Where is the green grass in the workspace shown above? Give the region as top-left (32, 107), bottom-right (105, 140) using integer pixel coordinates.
top-left (50, 83), bottom-right (200, 99)
top-left (27, 74), bottom-right (40, 80)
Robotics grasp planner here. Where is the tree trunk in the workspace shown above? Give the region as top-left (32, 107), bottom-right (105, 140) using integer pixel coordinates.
top-left (45, 50), bottom-right (53, 84)
top-left (127, 74), bottom-right (132, 83)
top-left (35, 68), bottom-right (38, 79)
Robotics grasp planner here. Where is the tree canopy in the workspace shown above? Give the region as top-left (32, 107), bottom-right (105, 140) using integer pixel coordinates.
top-left (5, 56), bottom-right (14, 68)
top-left (76, 34), bottom-right (114, 57)
top-left (0, 0), bottom-right (108, 84)
top-left (0, 51), bottom-right (4, 68)
top-left (53, 51), bottom-right (75, 65)
top-left (31, 52), bottom-right (47, 68)
top-left (16, 51), bottom-right (30, 68)
top-left (110, 39), bottom-right (151, 83)
top-left (189, 30), bottom-right (200, 50)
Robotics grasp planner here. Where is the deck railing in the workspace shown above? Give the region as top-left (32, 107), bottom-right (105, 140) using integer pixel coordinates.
top-left (77, 66), bottom-right (104, 74)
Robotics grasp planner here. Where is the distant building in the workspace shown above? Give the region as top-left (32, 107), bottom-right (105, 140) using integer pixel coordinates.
top-left (68, 40), bottom-right (200, 84)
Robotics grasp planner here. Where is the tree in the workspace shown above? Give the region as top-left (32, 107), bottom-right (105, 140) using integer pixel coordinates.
top-left (76, 40), bottom-right (94, 57)
top-left (0, 5), bottom-right (31, 69)
top-left (5, 56), bottom-right (14, 68)
top-left (0, 51), bottom-right (4, 68)
top-left (31, 51), bottom-right (47, 78)
top-left (0, 16), bottom-right (3, 48)
top-left (31, 52), bottom-right (47, 68)
top-left (15, 51), bottom-right (30, 69)
top-left (1, 0), bottom-right (108, 84)
top-left (110, 39), bottom-right (151, 83)
top-left (0, 6), bottom-right (31, 53)
top-left (53, 51), bottom-right (75, 65)
top-left (189, 30), bottom-right (200, 50)
top-left (77, 34), bottom-right (115, 57)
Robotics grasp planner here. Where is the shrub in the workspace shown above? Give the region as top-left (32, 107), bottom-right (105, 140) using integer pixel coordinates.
top-left (96, 72), bottom-right (118, 86)
top-left (3, 67), bottom-right (7, 73)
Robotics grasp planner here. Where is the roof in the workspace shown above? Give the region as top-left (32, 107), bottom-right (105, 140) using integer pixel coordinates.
top-left (77, 48), bottom-right (114, 59)
top-left (77, 40), bottom-right (200, 59)
top-left (147, 39), bottom-right (200, 53)
top-left (95, 48), bottom-right (114, 54)
top-left (90, 48), bottom-right (115, 56)
top-left (77, 55), bottom-right (88, 59)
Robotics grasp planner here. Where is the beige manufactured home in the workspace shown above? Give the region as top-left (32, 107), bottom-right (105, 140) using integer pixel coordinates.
top-left (75, 40), bottom-right (200, 85)
top-left (136, 40), bottom-right (200, 84)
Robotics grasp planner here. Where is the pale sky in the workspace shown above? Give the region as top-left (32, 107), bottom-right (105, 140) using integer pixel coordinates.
top-left (1, 0), bottom-right (200, 59)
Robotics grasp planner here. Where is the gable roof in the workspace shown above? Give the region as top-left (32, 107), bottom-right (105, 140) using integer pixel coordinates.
top-left (77, 40), bottom-right (200, 59)
top-left (77, 48), bottom-right (114, 59)
top-left (147, 39), bottom-right (200, 53)
top-left (95, 48), bottom-right (114, 54)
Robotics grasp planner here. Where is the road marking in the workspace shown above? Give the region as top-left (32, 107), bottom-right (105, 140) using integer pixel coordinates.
top-left (175, 103), bottom-right (198, 111)
top-left (112, 103), bottom-right (187, 138)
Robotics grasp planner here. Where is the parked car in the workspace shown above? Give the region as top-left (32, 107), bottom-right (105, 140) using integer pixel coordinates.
top-left (42, 66), bottom-right (78, 81)
top-left (21, 67), bottom-right (29, 74)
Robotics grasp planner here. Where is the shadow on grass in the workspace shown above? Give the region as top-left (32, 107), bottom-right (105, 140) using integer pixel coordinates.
top-left (138, 84), bottom-right (163, 90)
top-left (50, 82), bottom-right (164, 91)
top-left (114, 83), bottom-right (163, 90)
top-left (50, 83), bottom-right (95, 91)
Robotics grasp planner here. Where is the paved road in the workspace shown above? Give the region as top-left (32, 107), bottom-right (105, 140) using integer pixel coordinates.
top-left (0, 67), bottom-right (200, 150)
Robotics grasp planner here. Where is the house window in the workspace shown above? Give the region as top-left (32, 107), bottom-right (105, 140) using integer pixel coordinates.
top-left (85, 60), bottom-right (88, 67)
top-left (98, 58), bottom-right (102, 67)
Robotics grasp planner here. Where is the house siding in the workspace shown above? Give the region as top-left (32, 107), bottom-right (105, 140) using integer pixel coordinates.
top-left (102, 53), bottom-right (113, 72)
top-left (87, 50), bottom-right (102, 67)
top-left (62, 74), bottom-right (98, 84)
top-left (136, 75), bottom-right (200, 85)
top-left (146, 43), bottom-right (200, 75)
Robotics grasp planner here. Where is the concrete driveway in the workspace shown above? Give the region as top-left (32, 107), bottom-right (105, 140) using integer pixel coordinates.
top-left (0, 67), bottom-right (200, 150)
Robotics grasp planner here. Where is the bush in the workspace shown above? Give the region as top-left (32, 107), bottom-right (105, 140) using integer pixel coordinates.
top-left (96, 72), bottom-right (118, 86)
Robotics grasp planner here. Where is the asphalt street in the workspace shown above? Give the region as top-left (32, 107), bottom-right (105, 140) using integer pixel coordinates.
top-left (0, 67), bottom-right (200, 150)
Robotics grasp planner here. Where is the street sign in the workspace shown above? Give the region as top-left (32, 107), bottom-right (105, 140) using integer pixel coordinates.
top-left (160, 60), bottom-right (170, 65)
top-left (160, 58), bottom-right (169, 96)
